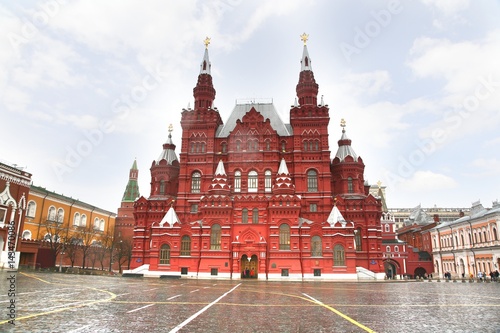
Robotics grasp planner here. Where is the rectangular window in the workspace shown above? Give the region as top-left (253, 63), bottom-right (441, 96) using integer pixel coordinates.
top-left (181, 267), bottom-right (188, 275)
top-left (190, 204), bottom-right (198, 213)
top-left (0, 207), bottom-right (6, 225)
top-left (281, 269), bottom-right (289, 277)
top-left (211, 268), bottom-right (218, 276)
top-left (309, 203), bottom-right (317, 212)
top-left (314, 269), bottom-right (321, 277)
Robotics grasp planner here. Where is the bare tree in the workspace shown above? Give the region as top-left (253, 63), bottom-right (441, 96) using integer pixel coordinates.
top-left (74, 223), bottom-right (99, 269)
top-left (97, 232), bottom-right (113, 271)
top-left (42, 214), bottom-right (70, 266)
top-left (114, 237), bottom-right (133, 273)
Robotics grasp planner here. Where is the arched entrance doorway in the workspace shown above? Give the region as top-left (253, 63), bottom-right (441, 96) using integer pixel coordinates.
top-left (414, 267), bottom-right (427, 279)
top-left (241, 254), bottom-right (258, 278)
top-left (384, 260), bottom-right (397, 279)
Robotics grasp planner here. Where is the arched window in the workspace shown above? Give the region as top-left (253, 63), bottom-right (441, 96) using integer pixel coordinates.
top-left (252, 208), bottom-right (259, 224)
top-left (236, 140), bottom-right (241, 151)
top-left (56, 208), bottom-right (64, 223)
top-left (22, 230), bottom-right (32, 240)
top-left (160, 180), bottom-right (165, 194)
top-left (333, 245), bottom-right (345, 266)
top-left (191, 172), bottom-right (201, 193)
top-left (394, 246), bottom-right (399, 252)
top-left (355, 228), bottom-right (362, 251)
top-left (386, 246), bottom-right (391, 252)
top-left (461, 234), bottom-right (465, 246)
top-left (248, 170), bottom-right (258, 192)
top-left (483, 230), bottom-right (487, 242)
top-left (27, 201), bottom-right (36, 217)
top-left (94, 218), bottom-right (100, 230)
top-left (234, 171), bottom-right (241, 192)
top-left (281, 141), bottom-right (286, 152)
top-left (307, 170), bottom-right (318, 192)
top-left (221, 142), bottom-right (227, 153)
top-left (210, 224), bottom-right (221, 250)
top-left (99, 219), bottom-right (105, 231)
top-left (385, 224), bottom-right (389, 232)
top-left (494, 227), bottom-right (498, 241)
top-left (311, 236), bottom-right (322, 256)
top-left (347, 177), bottom-right (354, 193)
top-left (242, 208), bottom-right (248, 224)
top-left (303, 141), bottom-right (308, 151)
top-left (265, 140), bottom-right (270, 151)
top-left (73, 213), bottom-right (80, 226)
top-left (159, 244), bottom-right (170, 265)
top-left (181, 236), bottom-right (191, 256)
top-left (279, 224), bottom-right (290, 250)
top-left (81, 214), bottom-right (87, 227)
top-left (48, 206), bottom-right (56, 221)
top-left (264, 170), bottom-right (272, 192)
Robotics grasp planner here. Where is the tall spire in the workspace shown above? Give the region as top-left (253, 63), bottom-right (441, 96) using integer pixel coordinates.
top-left (122, 159), bottom-right (140, 202)
top-left (193, 37), bottom-right (216, 110)
top-left (156, 124), bottom-right (178, 165)
top-left (296, 33), bottom-right (318, 106)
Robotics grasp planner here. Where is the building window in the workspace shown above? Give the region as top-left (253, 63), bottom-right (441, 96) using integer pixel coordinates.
top-left (242, 208), bottom-right (248, 224)
top-left (236, 140), bottom-right (241, 151)
top-left (56, 208), bottom-right (64, 223)
top-left (333, 245), bottom-right (345, 266)
top-left (355, 228), bottom-right (362, 251)
top-left (252, 208), bottom-right (259, 224)
top-left (211, 268), bottom-right (218, 276)
top-left (307, 170), bottom-right (318, 192)
top-left (22, 230), bottom-right (32, 240)
top-left (494, 227), bottom-right (498, 241)
top-left (190, 204), bottom-right (198, 213)
top-left (309, 203), bottom-right (317, 212)
top-left (265, 170), bottom-right (272, 192)
top-left (314, 269), bottom-right (321, 277)
top-left (221, 142), bottom-right (227, 153)
top-left (281, 269), bottom-right (289, 277)
top-left (48, 206), bottom-right (56, 221)
top-left (386, 246), bottom-right (391, 252)
top-left (181, 236), bottom-right (191, 256)
top-left (303, 141), bottom-right (308, 151)
top-left (81, 214), bottom-right (87, 227)
top-left (394, 246), bottom-right (399, 252)
top-left (73, 213), bottom-right (80, 226)
top-left (311, 236), bottom-right (322, 256)
top-left (265, 140), bottom-right (270, 151)
top-left (385, 224), bottom-right (389, 232)
top-left (159, 244), bottom-right (170, 265)
top-left (281, 141), bottom-right (286, 152)
top-left (248, 170), bottom-right (258, 192)
top-left (94, 218), bottom-right (100, 230)
top-left (181, 267), bottom-right (188, 275)
top-left (234, 170), bottom-right (241, 192)
top-left (27, 201), bottom-right (36, 217)
top-left (160, 180), bottom-right (165, 194)
top-left (347, 177), bottom-right (353, 193)
top-left (279, 224), bottom-right (290, 250)
top-left (210, 224), bottom-right (221, 250)
top-left (191, 172), bottom-right (201, 193)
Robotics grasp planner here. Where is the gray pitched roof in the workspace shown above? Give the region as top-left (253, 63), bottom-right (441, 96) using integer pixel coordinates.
top-left (216, 103), bottom-right (292, 137)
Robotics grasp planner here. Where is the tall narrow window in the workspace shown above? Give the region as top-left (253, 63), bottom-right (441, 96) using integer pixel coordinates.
top-left (181, 236), bottom-right (191, 256)
top-left (56, 208), bottom-right (64, 223)
top-left (48, 206), bottom-right (56, 221)
top-left (307, 170), bottom-right (318, 192)
top-left (191, 172), bottom-right (201, 193)
top-left (265, 140), bottom-right (270, 151)
top-left (221, 142), bottom-right (227, 153)
top-left (248, 170), bottom-right (258, 192)
top-left (265, 170), bottom-right (272, 192)
top-left (303, 141), bottom-right (308, 151)
top-left (494, 227), bottom-right (498, 241)
top-left (27, 201), bottom-right (36, 217)
top-left (159, 244), bottom-right (170, 264)
top-left (279, 224), bottom-right (290, 250)
top-left (242, 208), bottom-right (248, 224)
top-left (311, 236), bottom-right (322, 256)
top-left (81, 214), bottom-right (87, 227)
top-left (160, 180), bottom-right (165, 194)
top-left (73, 213), bottom-right (80, 226)
top-left (236, 140), bottom-right (241, 151)
top-left (281, 141), bottom-right (286, 152)
top-left (210, 224), bottom-right (221, 250)
top-left (347, 177), bottom-right (354, 193)
top-left (355, 228), bottom-right (362, 251)
top-left (334, 245), bottom-right (345, 266)
top-left (252, 208), bottom-right (259, 224)
top-left (234, 171), bottom-right (241, 192)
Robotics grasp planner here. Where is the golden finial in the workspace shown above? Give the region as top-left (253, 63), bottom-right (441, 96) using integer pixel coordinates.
top-left (300, 33), bottom-right (309, 45)
top-left (377, 180), bottom-right (382, 188)
top-left (168, 124), bottom-right (173, 133)
top-left (204, 36), bottom-right (211, 49)
top-left (340, 118), bottom-right (346, 128)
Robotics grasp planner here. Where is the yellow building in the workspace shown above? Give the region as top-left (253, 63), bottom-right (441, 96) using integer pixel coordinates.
top-left (23, 185), bottom-right (116, 268)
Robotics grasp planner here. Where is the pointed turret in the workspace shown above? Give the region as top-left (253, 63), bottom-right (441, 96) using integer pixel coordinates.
top-left (208, 160), bottom-right (230, 195)
top-left (122, 159), bottom-right (140, 202)
top-left (150, 124), bottom-right (180, 197)
top-left (272, 158), bottom-right (295, 194)
top-left (296, 33), bottom-right (319, 106)
top-left (331, 119), bottom-right (366, 195)
top-left (193, 37), bottom-right (216, 110)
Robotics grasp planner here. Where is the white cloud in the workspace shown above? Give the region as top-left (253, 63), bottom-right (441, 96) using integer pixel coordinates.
top-left (342, 70), bottom-right (392, 96)
top-left (400, 170), bottom-right (458, 191)
top-left (470, 158), bottom-right (500, 176)
top-left (421, 0), bottom-right (470, 16)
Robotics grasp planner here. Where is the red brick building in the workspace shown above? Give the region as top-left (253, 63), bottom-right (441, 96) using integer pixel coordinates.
top-left (128, 37), bottom-right (386, 280)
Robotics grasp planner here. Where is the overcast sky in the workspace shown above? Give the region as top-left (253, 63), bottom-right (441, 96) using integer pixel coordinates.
top-left (1, 0), bottom-right (499, 212)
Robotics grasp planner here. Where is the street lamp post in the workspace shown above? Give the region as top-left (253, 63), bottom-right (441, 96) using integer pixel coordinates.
top-left (59, 243), bottom-right (65, 273)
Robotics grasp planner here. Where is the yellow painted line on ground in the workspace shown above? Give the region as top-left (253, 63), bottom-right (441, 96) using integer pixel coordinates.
top-left (0, 272), bottom-right (117, 325)
top-left (303, 293), bottom-right (376, 333)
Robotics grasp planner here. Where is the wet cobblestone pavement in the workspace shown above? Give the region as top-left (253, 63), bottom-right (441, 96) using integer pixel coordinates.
top-left (1, 271), bottom-right (499, 333)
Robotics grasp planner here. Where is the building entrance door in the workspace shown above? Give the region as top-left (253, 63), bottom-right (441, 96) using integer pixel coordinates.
top-left (241, 254), bottom-right (258, 278)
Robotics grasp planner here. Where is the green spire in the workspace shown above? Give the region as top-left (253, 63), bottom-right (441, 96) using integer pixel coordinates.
top-left (122, 159), bottom-right (140, 202)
